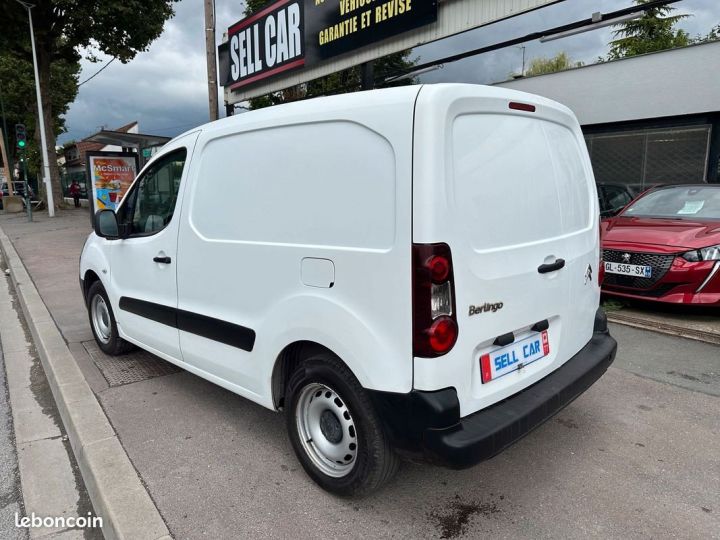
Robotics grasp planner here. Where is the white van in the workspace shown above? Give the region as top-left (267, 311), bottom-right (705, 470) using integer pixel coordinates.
top-left (80, 84), bottom-right (617, 496)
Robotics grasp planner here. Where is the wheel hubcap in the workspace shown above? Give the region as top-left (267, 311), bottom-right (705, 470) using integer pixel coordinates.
top-left (91, 295), bottom-right (111, 344)
top-left (320, 410), bottom-right (343, 444)
top-left (296, 383), bottom-right (358, 478)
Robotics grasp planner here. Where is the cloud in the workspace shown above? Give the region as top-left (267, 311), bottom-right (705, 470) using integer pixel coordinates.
top-left (58, 0), bottom-right (718, 145)
top-left (59, 0), bottom-right (233, 144)
top-left (416, 0), bottom-right (718, 85)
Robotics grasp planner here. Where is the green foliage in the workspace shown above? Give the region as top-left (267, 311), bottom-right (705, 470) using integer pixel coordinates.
top-left (0, 0), bottom-right (179, 201)
top-left (0, 1), bottom-right (179, 65)
top-left (243, 0), bottom-right (417, 110)
top-left (607, 0), bottom-right (690, 60)
top-left (524, 52), bottom-right (583, 77)
top-left (691, 23), bottom-right (720, 44)
top-left (0, 46), bottom-right (79, 173)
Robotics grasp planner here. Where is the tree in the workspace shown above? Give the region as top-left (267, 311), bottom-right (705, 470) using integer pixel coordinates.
top-left (0, 48), bottom-right (80, 181)
top-left (608, 0), bottom-right (690, 60)
top-left (524, 52), bottom-right (583, 77)
top-left (691, 23), bottom-right (720, 44)
top-left (243, 0), bottom-right (418, 110)
top-left (0, 0), bottom-right (178, 209)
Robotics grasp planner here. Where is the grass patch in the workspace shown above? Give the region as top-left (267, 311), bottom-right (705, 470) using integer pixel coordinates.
top-left (602, 298), bottom-right (626, 312)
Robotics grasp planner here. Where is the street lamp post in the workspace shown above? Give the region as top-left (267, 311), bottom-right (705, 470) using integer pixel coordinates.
top-left (16, 0), bottom-right (55, 217)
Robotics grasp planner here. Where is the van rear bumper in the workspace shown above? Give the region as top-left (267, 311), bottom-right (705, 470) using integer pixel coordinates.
top-left (368, 309), bottom-right (617, 469)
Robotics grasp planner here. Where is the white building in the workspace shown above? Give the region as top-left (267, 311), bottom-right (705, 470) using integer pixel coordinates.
top-left (497, 40), bottom-right (720, 188)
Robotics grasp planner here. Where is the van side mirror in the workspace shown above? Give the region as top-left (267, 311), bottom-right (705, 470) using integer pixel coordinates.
top-left (94, 209), bottom-right (120, 239)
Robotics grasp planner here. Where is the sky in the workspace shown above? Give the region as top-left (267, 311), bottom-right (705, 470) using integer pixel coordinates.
top-left (57, 0), bottom-right (719, 145)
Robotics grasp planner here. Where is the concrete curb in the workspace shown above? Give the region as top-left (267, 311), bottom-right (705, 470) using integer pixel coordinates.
top-left (0, 225), bottom-right (170, 540)
top-left (607, 310), bottom-right (720, 345)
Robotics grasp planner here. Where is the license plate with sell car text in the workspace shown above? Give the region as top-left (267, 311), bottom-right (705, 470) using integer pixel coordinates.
top-left (480, 331), bottom-right (549, 383)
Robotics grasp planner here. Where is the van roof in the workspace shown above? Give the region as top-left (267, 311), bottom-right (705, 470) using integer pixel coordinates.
top-left (177, 83), bottom-right (574, 139)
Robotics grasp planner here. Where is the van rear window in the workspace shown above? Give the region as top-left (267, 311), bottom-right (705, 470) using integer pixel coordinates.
top-left (452, 114), bottom-right (592, 251)
top-left (190, 121), bottom-right (396, 249)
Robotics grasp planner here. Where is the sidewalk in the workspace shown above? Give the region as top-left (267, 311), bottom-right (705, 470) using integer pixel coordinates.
top-left (0, 235), bottom-right (101, 540)
top-left (0, 209), bottom-right (718, 539)
top-left (607, 305), bottom-right (720, 345)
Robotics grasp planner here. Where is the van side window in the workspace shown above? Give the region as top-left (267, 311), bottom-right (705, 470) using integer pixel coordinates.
top-left (122, 149), bottom-right (187, 236)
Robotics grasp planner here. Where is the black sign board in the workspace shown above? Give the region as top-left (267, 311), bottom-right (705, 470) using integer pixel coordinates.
top-left (219, 0), bottom-right (438, 92)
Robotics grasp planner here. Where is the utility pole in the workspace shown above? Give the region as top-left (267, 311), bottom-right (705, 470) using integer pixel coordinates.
top-left (20, 150), bottom-right (32, 222)
top-left (0, 82), bottom-right (11, 176)
top-left (204, 0), bottom-right (219, 121)
top-left (15, 124), bottom-right (31, 221)
top-left (0, 128), bottom-right (11, 185)
top-left (16, 0), bottom-right (55, 216)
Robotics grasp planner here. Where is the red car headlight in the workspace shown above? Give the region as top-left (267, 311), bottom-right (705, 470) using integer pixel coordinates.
top-left (700, 245), bottom-right (720, 261)
top-left (682, 244), bottom-right (720, 262)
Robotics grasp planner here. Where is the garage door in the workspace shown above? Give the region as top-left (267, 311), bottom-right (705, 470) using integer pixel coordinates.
top-left (585, 126), bottom-right (711, 187)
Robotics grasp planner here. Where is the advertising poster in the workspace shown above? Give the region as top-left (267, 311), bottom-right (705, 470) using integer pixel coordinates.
top-left (86, 152), bottom-right (139, 212)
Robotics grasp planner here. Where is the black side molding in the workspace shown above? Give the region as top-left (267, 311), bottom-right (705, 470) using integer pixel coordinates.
top-left (119, 297), bottom-right (176, 327)
top-left (119, 296), bottom-right (256, 352)
top-left (177, 309), bottom-right (255, 352)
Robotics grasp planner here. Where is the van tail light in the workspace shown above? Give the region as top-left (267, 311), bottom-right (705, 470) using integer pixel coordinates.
top-left (598, 228), bottom-right (605, 285)
top-left (413, 243), bottom-right (458, 357)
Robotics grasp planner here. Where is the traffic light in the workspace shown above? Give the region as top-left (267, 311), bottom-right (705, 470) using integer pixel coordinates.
top-left (15, 124), bottom-right (27, 150)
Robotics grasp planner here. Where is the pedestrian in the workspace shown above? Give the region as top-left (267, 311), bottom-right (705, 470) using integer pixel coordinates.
top-left (69, 180), bottom-right (81, 208)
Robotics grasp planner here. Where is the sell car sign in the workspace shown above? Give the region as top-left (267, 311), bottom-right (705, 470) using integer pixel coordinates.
top-left (220, 0), bottom-right (438, 91)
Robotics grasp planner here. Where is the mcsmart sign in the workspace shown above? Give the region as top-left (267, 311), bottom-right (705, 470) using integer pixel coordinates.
top-left (221, 0), bottom-right (438, 91)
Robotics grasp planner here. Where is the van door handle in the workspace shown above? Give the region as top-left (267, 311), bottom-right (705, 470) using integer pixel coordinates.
top-left (153, 256), bottom-right (172, 264)
top-left (538, 258), bottom-right (565, 274)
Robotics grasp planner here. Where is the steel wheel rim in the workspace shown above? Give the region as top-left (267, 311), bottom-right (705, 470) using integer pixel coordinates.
top-left (91, 294), bottom-right (112, 344)
top-left (296, 383), bottom-right (358, 478)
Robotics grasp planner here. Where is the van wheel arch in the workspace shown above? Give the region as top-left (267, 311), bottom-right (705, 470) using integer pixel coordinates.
top-left (272, 341), bottom-right (350, 410)
top-left (83, 270), bottom-right (102, 305)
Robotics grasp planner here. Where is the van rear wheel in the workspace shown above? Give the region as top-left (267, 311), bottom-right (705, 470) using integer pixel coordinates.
top-left (86, 281), bottom-right (134, 356)
top-left (285, 352), bottom-right (398, 497)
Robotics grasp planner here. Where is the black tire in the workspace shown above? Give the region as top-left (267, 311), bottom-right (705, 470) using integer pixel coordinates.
top-left (86, 281), bottom-right (134, 355)
top-left (285, 352), bottom-right (399, 497)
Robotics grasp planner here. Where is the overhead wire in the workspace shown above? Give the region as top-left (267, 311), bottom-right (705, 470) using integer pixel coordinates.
top-left (77, 57), bottom-right (117, 87)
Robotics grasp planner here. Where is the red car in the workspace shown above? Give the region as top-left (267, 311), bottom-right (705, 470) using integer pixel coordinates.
top-left (601, 184), bottom-right (720, 306)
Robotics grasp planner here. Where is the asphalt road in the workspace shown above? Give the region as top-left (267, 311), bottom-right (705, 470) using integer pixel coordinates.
top-left (94, 323), bottom-right (720, 539)
top-left (1, 210), bottom-right (719, 539)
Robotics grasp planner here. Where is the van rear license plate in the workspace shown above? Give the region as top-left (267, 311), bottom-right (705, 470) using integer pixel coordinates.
top-left (480, 331), bottom-right (549, 383)
top-left (604, 261), bottom-right (652, 278)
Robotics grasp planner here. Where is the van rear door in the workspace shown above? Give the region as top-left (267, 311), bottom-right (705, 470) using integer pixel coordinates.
top-left (412, 85), bottom-right (599, 417)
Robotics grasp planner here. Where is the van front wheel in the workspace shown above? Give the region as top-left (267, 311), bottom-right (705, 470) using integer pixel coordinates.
top-left (285, 353), bottom-right (398, 497)
top-left (86, 281), bottom-right (134, 356)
